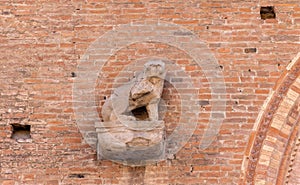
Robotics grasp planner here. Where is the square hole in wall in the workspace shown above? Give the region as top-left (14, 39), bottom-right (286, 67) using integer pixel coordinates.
top-left (11, 124), bottom-right (31, 142)
top-left (260, 6), bottom-right (276, 20)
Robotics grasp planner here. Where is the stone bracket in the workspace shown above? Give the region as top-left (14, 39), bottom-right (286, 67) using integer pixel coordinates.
top-left (95, 120), bottom-right (166, 166)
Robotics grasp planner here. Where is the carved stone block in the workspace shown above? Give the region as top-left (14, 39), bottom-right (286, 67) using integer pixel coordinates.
top-left (101, 60), bottom-right (166, 122)
top-left (96, 60), bottom-right (167, 166)
top-left (95, 121), bottom-right (165, 166)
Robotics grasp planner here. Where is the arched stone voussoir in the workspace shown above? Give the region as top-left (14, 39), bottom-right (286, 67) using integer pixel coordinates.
top-left (242, 52), bottom-right (300, 185)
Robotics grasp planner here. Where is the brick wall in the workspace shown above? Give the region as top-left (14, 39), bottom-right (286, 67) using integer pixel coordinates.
top-left (0, 0), bottom-right (300, 184)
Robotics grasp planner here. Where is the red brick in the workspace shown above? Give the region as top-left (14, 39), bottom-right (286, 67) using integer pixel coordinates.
top-left (1, 1), bottom-right (300, 185)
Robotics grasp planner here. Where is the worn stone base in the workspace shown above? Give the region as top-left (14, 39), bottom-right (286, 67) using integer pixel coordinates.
top-left (95, 120), bottom-right (165, 166)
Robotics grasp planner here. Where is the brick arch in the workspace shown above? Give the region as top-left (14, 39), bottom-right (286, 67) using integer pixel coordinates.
top-left (281, 134), bottom-right (300, 184)
top-left (243, 53), bottom-right (300, 185)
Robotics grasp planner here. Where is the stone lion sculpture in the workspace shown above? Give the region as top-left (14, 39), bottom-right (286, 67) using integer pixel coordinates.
top-left (101, 60), bottom-right (166, 122)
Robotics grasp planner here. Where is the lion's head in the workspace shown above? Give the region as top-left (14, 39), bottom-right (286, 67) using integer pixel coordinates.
top-left (143, 60), bottom-right (166, 79)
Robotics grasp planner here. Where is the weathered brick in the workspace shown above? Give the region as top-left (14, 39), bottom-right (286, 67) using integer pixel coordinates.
top-left (1, 0), bottom-right (300, 185)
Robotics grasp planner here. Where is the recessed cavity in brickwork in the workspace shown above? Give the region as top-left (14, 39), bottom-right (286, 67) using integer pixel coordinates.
top-left (11, 124), bottom-right (31, 142)
top-left (260, 6), bottom-right (276, 20)
top-left (244, 48), bottom-right (257, 53)
top-left (198, 100), bottom-right (209, 106)
top-left (68, 174), bottom-right (85, 178)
